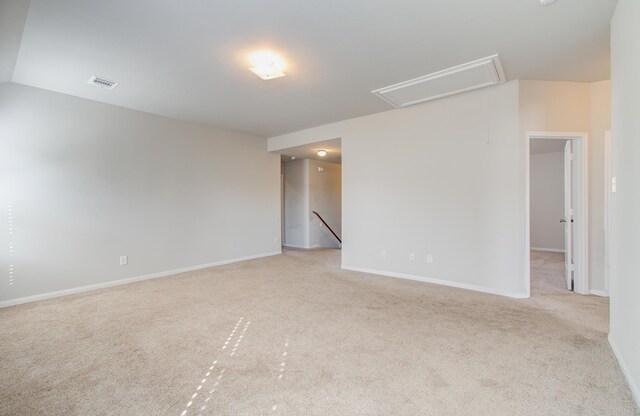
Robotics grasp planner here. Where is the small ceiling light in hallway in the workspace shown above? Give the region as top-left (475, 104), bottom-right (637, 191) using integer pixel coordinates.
top-left (317, 150), bottom-right (327, 157)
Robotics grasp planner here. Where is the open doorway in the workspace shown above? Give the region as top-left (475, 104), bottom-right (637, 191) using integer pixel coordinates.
top-left (277, 138), bottom-right (342, 251)
top-left (529, 138), bottom-right (571, 294)
top-left (526, 132), bottom-right (589, 297)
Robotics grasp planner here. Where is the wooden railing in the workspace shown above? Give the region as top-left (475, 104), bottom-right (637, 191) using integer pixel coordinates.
top-left (312, 211), bottom-right (342, 244)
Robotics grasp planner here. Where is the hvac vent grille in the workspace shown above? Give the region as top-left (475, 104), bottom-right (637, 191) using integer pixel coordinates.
top-left (372, 55), bottom-right (505, 108)
top-left (87, 75), bottom-right (119, 90)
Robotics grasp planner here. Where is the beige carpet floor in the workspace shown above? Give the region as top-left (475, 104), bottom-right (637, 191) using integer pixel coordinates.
top-left (530, 250), bottom-right (569, 295)
top-left (1, 249), bottom-right (638, 416)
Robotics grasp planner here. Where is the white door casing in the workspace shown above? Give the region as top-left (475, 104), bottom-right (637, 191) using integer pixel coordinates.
top-left (564, 140), bottom-right (574, 290)
top-left (525, 131), bottom-right (588, 297)
top-left (603, 130), bottom-right (612, 295)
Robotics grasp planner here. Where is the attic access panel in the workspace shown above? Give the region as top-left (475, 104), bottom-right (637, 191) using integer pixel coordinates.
top-left (372, 55), bottom-right (505, 108)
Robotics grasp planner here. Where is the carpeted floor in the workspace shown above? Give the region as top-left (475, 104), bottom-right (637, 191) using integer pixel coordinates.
top-left (0, 249), bottom-right (638, 416)
top-left (530, 250), bottom-right (569, 295)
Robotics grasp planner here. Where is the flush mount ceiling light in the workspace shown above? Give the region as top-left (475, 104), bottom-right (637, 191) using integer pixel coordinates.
top-left (317, 150), bottom-right (327, 157)
top-left (538, 0), bottom-right (557, 5)
top-left (249, 50), bottom-right (286, 80)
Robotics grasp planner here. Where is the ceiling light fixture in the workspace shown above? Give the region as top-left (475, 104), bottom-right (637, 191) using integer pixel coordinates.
top-left (317, 150), bottom-right (327, 157)
top-left (538, 0), bottom-right (557, 5)
top-left (249, 50), bottom-right (286, 80)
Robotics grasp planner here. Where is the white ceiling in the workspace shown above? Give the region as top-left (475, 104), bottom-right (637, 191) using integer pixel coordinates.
top-left (0, 0), bottom-right (30, 83)
top-left (8, 0), bottom-right (617, 137)
top-left (280, 138), bottom-right (341, 164)
top-left (530, 139), bottom-right (568, 154)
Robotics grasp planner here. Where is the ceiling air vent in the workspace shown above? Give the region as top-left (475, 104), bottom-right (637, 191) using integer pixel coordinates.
top-left (87, 75), bottom-right (119, 90)
top-left (372, 55), bottom-right (505, 108)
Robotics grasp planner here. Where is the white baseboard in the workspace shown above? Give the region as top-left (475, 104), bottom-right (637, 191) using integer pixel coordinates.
top-left (283, 244), bottom-right (342, 250)
top-left (282, 244), bottom-right (310, 249)
top-left (341, 265), bottom-right (528, 299)
top-left (589, 290), bottom-right (609, 297)
top-left (0, 251), bottom-right (282, 308)
top-left (608, 333), bottom-right (640, 407)
top-left (531, 247), bottom-right (565, 253)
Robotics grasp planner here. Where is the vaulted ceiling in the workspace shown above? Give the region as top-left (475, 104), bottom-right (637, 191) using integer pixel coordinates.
top-left (3, 0), bottom-right (618, 137)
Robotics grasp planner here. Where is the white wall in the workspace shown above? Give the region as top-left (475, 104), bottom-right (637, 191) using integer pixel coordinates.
top-left (283, 159), bottom-right (309, 248)
top-left (271, 81), bottom-right (524, 297)
top-left (0, 83), bottom-right (281, 304)
top-left (609, 0), bottom-right (640, 405)
top-left (530, 151), bottom-right (565, 252)
top-left (308, 159), bottom-right (341, 249)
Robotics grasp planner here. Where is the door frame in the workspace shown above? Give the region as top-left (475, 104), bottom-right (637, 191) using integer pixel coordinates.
top-left (563, 140), bottom-right (574, 290)
top-left (525, 131), bottom-right (589, 297)
top-left (603, 130), bottom-right (612, 296)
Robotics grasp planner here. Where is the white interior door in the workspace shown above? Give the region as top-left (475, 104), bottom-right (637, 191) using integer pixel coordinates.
top-left (563, 140), bottom-right (574, 290)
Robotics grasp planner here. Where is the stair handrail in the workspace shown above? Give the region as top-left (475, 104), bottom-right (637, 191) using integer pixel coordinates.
top-left (312, 211), bottom-right (342, 244)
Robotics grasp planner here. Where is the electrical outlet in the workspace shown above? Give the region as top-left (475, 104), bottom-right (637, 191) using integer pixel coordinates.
top-left (427, 254), bottom-right (434, 264)
top-left (381, 250), bottom-right (387, 258)
top-left (119, 256), bottom-right (128, 266)
top-left (410, 253), bottom-right (416, 261)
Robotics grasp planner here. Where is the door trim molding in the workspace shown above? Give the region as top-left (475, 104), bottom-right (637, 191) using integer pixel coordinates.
top-left (525, 131), bottom-right (589, 297)
top-left (603, 130), bottom-right (612, 296)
